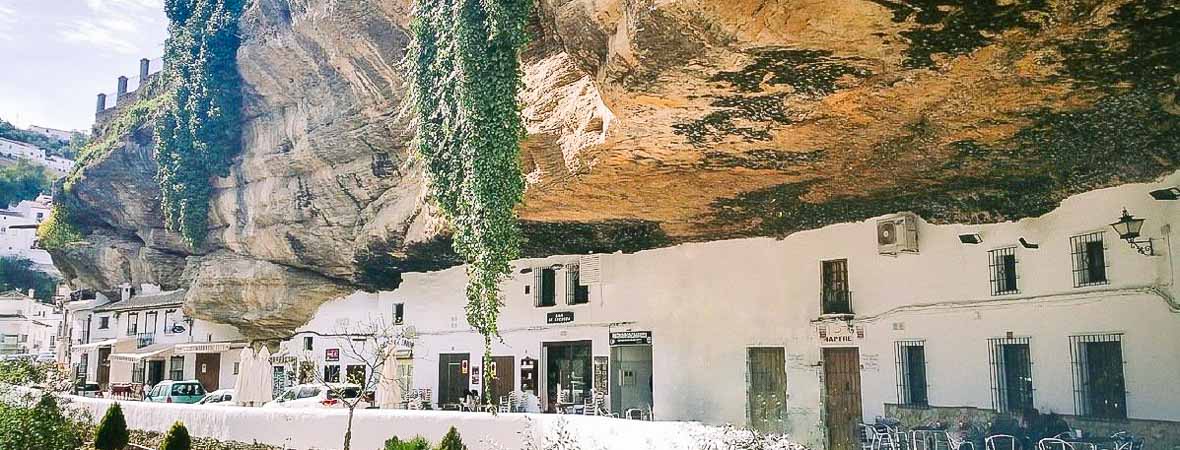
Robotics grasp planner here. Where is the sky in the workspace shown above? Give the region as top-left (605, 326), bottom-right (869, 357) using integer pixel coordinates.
top-left (0, 0), bottom-right (167, 132)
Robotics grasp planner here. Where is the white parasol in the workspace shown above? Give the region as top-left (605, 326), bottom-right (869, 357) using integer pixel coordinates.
top-left (376, 346), bottom-right (401, 408)
top-left (234, 347), bottom-right (255, 406)
top-left (252, 345), bottom-right (274, 404)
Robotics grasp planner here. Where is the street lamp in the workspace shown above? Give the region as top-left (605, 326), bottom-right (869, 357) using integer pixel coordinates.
top-left (1110, 208), bottom-right (1153, 255)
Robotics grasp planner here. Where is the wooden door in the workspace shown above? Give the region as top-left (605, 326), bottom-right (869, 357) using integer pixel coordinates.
top-left (438, 353), bottom-right (469, 407)
top-left (489, 356), bottom-right (515, 403)
top-left (195, 353), bottom-right (220, 392)
top-left (747, 347), bottom-right (787, 433)
top-left (823, 347), bottom-right (863, 450)
top-left (97, 347), bottom-right (111, 386)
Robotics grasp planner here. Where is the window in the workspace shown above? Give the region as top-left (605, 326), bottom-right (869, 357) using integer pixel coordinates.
top-left (1070, 334), bottom-right (1127, 419)
top-left (144, 311), bottom-right (158, 334)
top-left (169, 356), bottom-right (184, 381)
top-left (233, 362), bottom-right (240, 375)
top-left (988, 247), bottom-right (1019, 295)
top-left (821, 259), bottom-right (852, 314)
top-left (97, 316), bottom-right (108, 329)
top-left (18, 335), bottom-right (27, 343)
top-left (988, 337), bottom-right (1033, 413)
top-left (895, 340), bottom-right (928, 406)
top-left (535, 268), bottom-right (557, 307)
top-left (323, 365), bottom-right (341, 383)
top-left (346, 365), bottom-right (366, 385)
top-left (132, 362), bottom-right (145, 384)
top-left (303, 336), bottom-right (314, 351)
top-left (1071, 232), bottom-right (1108, 287)
top-left (126, 312), bottom-right (138, 336)
top-left (393, 303), bottom-right (404, 325)
top-left (566, 265), bottom-right (590, 305)
top-left (163, 309), bottom-right (178, 334)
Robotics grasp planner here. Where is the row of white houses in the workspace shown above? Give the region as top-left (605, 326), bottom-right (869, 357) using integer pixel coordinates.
top-left (60, 174), bottom-right (1180, 449)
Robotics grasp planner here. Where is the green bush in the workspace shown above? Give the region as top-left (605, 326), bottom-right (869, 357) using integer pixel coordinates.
top-left (160, 421), bottom-right (192, 450)
top-left (384, 436), bottom-right (431, 450)
top-left (35, 205), bottom-right (85, 251)
top-left (93, 402), bottom-right (130, 450)
top-left (436, 426), bottom-right (465, 450)
top-left (0, 394), bottom-right (83, 450)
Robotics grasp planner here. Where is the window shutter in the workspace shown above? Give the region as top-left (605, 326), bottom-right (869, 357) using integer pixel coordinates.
top-left (577, 255), bottom-right (601, 283)
top-left (534, 269), bottom-right (542, 307)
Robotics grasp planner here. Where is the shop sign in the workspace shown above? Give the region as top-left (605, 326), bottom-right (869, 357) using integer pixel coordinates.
top-left (817, 322), bottom-right (864, 347)
top-left (325, 348), bottom-right (340, 362)
top-left (471, 366), bottom-right (480, 385)
top-left (610, 331), bottom-right (653, 346)
top-left (546, 311), bottom-right (575, 324)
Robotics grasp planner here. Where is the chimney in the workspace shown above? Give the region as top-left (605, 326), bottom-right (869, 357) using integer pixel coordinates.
top-left (139, 58), bottom-right (150, 82)
top-left (121, 284), bottom-right (132, 302)
top-left (117, 76), bottom-right (128, 97)
top-left (96, 93), bottom-right (107, 113)
top-left (28, 289), bottom-right (34, 298)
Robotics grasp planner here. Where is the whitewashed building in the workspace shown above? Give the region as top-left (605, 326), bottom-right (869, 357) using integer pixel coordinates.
top-left (0, 195), bottom-right (55, 271)
top-left (286, 174), bottom-right (1180, 448)
top-left (27, 125), bottom-right (77, 143)
top-left (0, 290), bottom-right (61, 359)
top-left (0, 137), bottom-right (74, 175)
top-left (68, 284), bottom-right (246, 392)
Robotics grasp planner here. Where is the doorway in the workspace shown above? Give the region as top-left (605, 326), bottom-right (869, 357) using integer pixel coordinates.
top-left (146, 360), bottom-right (165, 386)
top-left (823, 347), bottom-right (863, 450)
top-left (488, 356), bottom-right (515, 403)
top-left (543, 341), bottom-right (591, 413)
top-left (611, 345), bottom-right (653, 416)
top-left (747, 347), bottom-right (787, 433)
top-left (97, 347), bottom-right (111, 387)
top-left (195, 353), bottom-right (220, 392)
top-left (438, 353), bottom-right (470, 407)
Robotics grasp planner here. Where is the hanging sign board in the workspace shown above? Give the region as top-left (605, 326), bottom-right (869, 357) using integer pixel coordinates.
top-left (610, 331), bottom-right (653, 346)
top-left (546, 311), bottom-right (575, 324)
top-left (325, 348), bottom-right (340, 362)
top-left (817, 322), bottom-right (864, 347)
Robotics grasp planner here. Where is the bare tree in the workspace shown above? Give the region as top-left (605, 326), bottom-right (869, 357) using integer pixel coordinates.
top-left (294, 317), bottom-right (413, 450)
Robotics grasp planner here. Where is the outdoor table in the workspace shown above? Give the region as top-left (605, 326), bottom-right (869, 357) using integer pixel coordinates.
top-left (1063, 437), bottom-right (1119, 450)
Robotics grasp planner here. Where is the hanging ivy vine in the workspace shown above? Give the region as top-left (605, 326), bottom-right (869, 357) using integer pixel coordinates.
top-left (408, 0), bottom-right (532, 395)
top-left (155, 0), bottom-right (245, 247)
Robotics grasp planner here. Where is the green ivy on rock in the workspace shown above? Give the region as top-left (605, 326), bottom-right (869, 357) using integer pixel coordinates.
top-left (155, 0), bottom-right (245, 247)
top-left (408, 0), bottom-right (532, 396)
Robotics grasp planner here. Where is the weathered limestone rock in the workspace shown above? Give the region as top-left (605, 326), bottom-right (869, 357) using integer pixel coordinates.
top-left (51, 0), bottom-right (1179, 339)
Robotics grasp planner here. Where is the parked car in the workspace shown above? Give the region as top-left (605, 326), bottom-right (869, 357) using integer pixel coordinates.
top-left (144, 380), bottom-right (207, 404)
top-left (263, 383), bottom-right (370, 409)
top-left (75, 382), bottom-right (102, 398)
top-left (198, 389), bottom-right (236, 405)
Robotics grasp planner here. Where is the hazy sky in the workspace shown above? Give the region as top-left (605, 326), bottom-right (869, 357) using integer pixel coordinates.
top-left (0, 0), bottom-right (167, 132)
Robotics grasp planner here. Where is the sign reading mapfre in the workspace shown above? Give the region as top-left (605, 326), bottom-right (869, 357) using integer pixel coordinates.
top-left (610, 331), bottom-right (652, 346)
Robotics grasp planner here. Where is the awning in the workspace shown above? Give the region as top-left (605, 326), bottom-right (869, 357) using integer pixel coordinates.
top-left (174, 341), bottom-right (245, 354)
top-left (71, 339), bottom-right (117, 351)
top-left (109, 343), bottom-right (175, 363)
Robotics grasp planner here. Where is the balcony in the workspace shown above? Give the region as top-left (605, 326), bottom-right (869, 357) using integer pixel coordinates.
top-left (821, 289), bottom-right (854, 315)
top-left (136, 333), bottom-right (155, 348)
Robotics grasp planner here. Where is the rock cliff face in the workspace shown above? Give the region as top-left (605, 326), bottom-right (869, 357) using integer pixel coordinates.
top-left (52, 0), bottom-right (1180, 339)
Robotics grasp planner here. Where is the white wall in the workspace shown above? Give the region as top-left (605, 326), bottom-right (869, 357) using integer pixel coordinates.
top-left (287, 173), bottom-right (1180, 448)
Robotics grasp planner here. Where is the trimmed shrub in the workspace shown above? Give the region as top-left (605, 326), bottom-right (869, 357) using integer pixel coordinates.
top-left (384, 436), bottom-right (431, 450)
top-left (160, 421), bottom-right (192, 450)
top-left (436, 426), bottom-right (465, 450)
top-left (94, 402), bottom-right (130, 450)
top-left (0, 394), bottom-right (83, 450)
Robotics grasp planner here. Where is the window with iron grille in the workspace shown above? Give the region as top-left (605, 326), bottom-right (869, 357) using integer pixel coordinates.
top-left (535, 268), bottom-right (557, 307)
top-left (323, 365), bottom-right (341, 383)
top-left (132, 362), bottom-right (145, 384)
top-left (126, 312), bottom-right (138, 336)
top-left (1071, 232), bottom-right (1109, 287)
top-left (988, 247), bottom-right (1019, 295)
top-left (77, 358), bottom-right (88, 382)
top-left (895, 340), bottom-right (928, 406)
top-left (988, 337), bottom-right (1033, 413)
top-left (170, 355), bottom-right (184, 381)
top-left (821, 259), bottom-right (852, 314)
top-left (566, 265), bottom-right (590, 305)
top-left (1070, 334), bottom-right (1127, 419)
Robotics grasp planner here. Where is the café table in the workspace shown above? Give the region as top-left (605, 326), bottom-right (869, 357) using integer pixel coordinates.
top-left (1062, 437), bottom-right (1119, 450)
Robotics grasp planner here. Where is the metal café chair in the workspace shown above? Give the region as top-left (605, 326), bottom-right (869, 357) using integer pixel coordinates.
top-left (985, 435), bottom-right (1017, 450)
top-left (859, 424), bottom-right (878, 450)
top-left (1036, 438), bottom-right (1077, 450)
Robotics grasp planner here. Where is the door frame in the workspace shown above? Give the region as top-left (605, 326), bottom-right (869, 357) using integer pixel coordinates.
top-left (822, 346), bottom-right (863, 450)
top-left (195, 353), bottom-right (221, 392)
top-left (437, 353), bottom-right (470, 407)
top-left (541, 340), bottom-right (592, 413)
top-left (746, 346), bottom-right (788, 433)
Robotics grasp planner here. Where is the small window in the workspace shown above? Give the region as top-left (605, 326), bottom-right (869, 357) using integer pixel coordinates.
top-left (1070, 334), bottom-right (1127, 419)
top-left (566, 266), bottom-right (589, 305)
top-left (535, 268), bottom-right (556, 307)
top-left (989, 337), bottom-right (1033, 413)
top-left (895, 340), bottom-right (928, 406)
top-left (988, 247), bottom-right (1019, 295)
top-left (323, 365), bottom-right (341, 383)
top-left (98, 316), bottom-right (110, 329)
top-left (233, 362), bottom-right (240, 375)
top-left (303, 336), bottom-right (314, 351)
top-left (821, 259), bottom-right (852, 315)
top-left (169, 356), bottom-right (184, 381)
top-left (1071, 232), bottom-right (1108, 287)
top-left (126, 312), bottom-right (138, 335)
top-left (393, 303), bottom-right (405, 325)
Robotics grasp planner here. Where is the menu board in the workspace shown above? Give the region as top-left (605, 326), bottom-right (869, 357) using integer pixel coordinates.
top-left (593, 356), bottom-right (609, 393)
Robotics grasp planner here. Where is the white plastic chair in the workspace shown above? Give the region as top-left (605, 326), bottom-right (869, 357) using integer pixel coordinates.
top-left (1036, 438), bottom-right (1077, 450)
top-left (859, 424), bottom-right (878, 450)
top-left (872, 425), bottom-right (902, 450)
top-left (986, 435), bottom-right (1017, 450)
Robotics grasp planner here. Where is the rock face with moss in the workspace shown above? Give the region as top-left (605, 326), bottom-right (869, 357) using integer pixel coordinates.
top-left (51, 0), bottom-right (1179, 339)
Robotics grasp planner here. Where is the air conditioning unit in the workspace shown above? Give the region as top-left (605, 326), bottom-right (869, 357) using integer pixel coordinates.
top-left (877, 213), bottom-right (919, 255)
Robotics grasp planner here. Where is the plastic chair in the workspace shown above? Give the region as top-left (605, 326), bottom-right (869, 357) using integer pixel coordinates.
top-left (872, 425), bottom-right (902, 450)
top-left (859, 424), bottom-right (878, 450)
top-left (1036, 438), bottom-right (1076, 450)
top-left (986, 435), bottom-right (1017, 450)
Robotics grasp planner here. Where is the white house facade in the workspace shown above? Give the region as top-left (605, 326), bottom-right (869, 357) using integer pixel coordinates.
top-left (0, 137), bottom-right (74, 175)
top-left (282, 174), bottom-right (1180, 449)
top-left (0, 195), bottom-right (55, 270)
top-left (0, 290), bottom-right (61, 358)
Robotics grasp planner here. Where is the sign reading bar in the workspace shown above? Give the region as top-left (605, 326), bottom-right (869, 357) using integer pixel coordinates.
top-left (546, 311), bottom-right (575, 324)
top-left (610, 331), bottom-right (653, 346)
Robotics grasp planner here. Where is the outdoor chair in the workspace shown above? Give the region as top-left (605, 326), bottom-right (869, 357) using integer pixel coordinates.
top-left (947, 431), bottom-right (976, 450)
top-left (858, 424), bottom-right (877, 450)
top-left (1036, 438), bottom-right (1076, 450)
top-left (985, 435), bottom-right (1017, 450)
top-left (871, 424), bottom-right (902, 450)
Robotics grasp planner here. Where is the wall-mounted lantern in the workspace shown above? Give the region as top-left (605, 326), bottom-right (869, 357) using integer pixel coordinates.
top-left (1110, 208), bottom-right (1153, 255)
